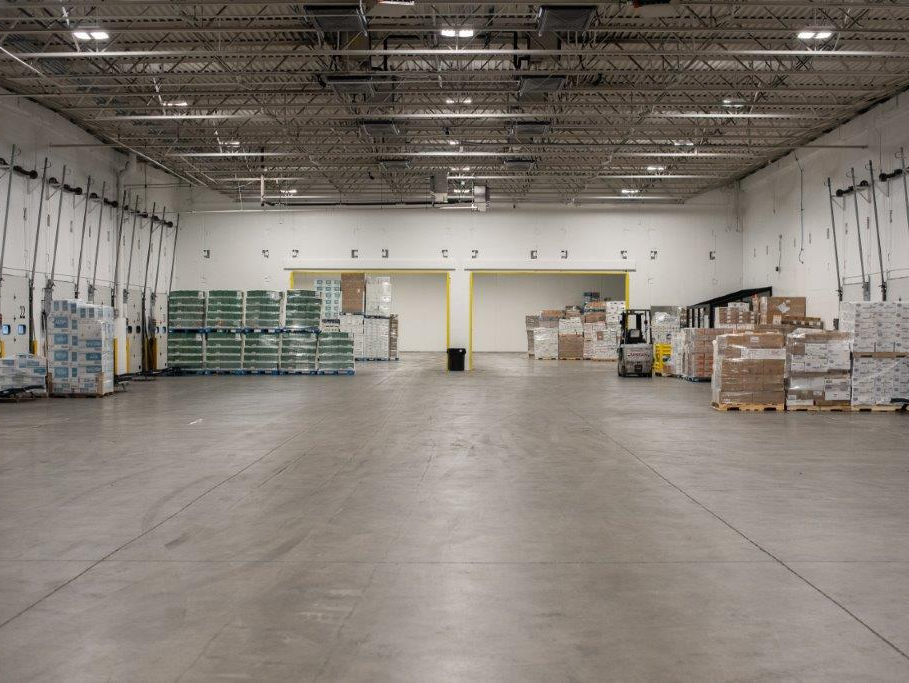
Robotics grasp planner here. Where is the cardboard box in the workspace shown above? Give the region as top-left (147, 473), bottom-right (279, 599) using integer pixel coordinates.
top-left (341, 273), bottom-right (366, 314)
top-left (712, 332), bottom-right (786, 405)
top-left (558, 333), bottom-right (584, 359)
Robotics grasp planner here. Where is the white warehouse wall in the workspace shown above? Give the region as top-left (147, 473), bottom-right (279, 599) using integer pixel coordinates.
top-left (174, 189), bottom-right (744, 351)
top-left (741, 93), bottom-right (909, 325)
top-left (0, 93), bottom-right (180, 368)
top-left (473, 274), bottom-right (624, 352)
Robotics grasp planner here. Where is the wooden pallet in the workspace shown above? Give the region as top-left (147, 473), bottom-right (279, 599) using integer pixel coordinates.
top-left (786, 405), bottom-right (851, 412)
top-left (850, 405), bottom-right (904, 412)
top-left (583, 358), bottom-right (618, 362)
top-left (712, 402), bottom-right (785, 412)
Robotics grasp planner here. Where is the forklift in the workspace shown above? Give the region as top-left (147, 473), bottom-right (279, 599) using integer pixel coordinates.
top-left (617, 309), bottom-right (654, 377)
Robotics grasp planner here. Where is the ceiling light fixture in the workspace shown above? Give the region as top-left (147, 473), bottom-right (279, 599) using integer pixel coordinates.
top-left (798, 28), bottom-right (834, 40)
top-left (73, 29), bottom-right (109, 41)
top-left (621, 188), bottom-right (640, 195)
top-left (164, 100), bottom-right (188, 107)
top-left (722, 98), bottom-right (745, 108)
top-left (280, 188), bottom-right (298, 194)
top-left (673, 140), bottom-right (695, 147)
top-left (440, 28), bottom-right (474, 38)
top-left (90, 31), bottom-right (109, 40)
top-left (646, 165), bottom-right (666, 172)
top-left (448, 139), bottom-right (460, 146)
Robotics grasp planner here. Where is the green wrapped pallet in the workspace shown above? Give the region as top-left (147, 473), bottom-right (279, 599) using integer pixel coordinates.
top-left (280, 332), bottom-right (318, 372)
top-left (206, 290), bottom-right (245, 328)
top-left (317, 331), bottom-right (355, 372)
top-left (243, 332), bottom-right (280, 371)
top-left (168, 290), bottom-right (206, 328)
top-left (245, 290), bottom-right (283, 328)
top-left (284, 289), bottom-right (322, 329)
top-left (167, 332), bottom-right (205, 370)
top-left (205, 331), bottom-right (244, 371)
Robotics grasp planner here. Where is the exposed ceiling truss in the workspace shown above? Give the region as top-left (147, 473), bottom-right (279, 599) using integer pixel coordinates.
top-left (2, 0), bottom-right (909, 205)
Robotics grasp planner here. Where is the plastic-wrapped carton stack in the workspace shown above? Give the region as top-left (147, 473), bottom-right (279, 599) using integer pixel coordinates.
top-left (244, 290), bottom-right (283, 328)
top-left (679, 328), bottom-right (724, 380)
top-left (341, 273), bottom-right (365, 314)
top-left (279, 332), bottom-right (317, 372)
top-left (317, 331), bottom-right (355, 372)
top-left (314, 278), bottom-right (342, 318)
top-left (525, 315), bottom-right (540, 355)
top-left (206, 290), bottom-right (245, 328)
top-left (785, 330), bottom-right (853, 408)
top-left (242, 333), bottom-right (280, 371)
top-left (652, 309), bottom-right (681, 344)
top-left (48, 299), bottom-right (114, 396)
top-left (389, 315), bottom-right (399, 359)
top-left (284, 290), bottom-right (322, 329)
top-left (840, 301), bottom-right (909, 406)
top-left (604, 301), bottom-right (625, 349)
top-left (582, 321), bottom-right (614, 360)
top-left (364, 317), bottom-right (390, 359)
top-left (365, 275), bottom-right (392, 316)
top-left (711, 332), bottom-right (786, 407)
top-left (340, 313), bottom-right (365, 359)
top-left (168, 290), bottom-right (206, 328)
top-left (205, 331), bottom-right (244, 371)
top-left (533, 327), bottom-right (558, 359)
top-left (558, 317), bottom-right (584, 360)
top-left (167, 332), bottom-right (205, 370)
top-left (0, 354), bottom-right (47, 393)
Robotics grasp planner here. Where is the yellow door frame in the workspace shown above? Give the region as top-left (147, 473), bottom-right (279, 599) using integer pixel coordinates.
top-left (288, 268), bottom-right (451, 352)
top-left (468, 270), bottom-right (630, 370)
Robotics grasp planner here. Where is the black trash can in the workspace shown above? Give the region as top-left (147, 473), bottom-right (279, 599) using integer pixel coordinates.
top-left (447, 347), bottom-right (466, 371)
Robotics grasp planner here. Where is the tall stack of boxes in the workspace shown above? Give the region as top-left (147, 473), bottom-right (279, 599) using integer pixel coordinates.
top-left (365, 275), bottom-right (392, 316)
top-left (679, 328), bottom-right (723, 380)
top-left (168, 290), bottom-right (206, 328)
top-left (364, 317), bottom-right (391, 360)
top-left (581, 309), bottom-right (613, 360)
top-left (754, 296), bottom-right (807, 326)
top-left (314, 278), bottom-right (342, 319)
top-left (840, 301), bottom-right (909, 406)
top-left (205, 290), bottom-right (245, 328)
top-left (533, 327), bottom-right (559, 359)
top-left (525, 315), bottom-right (540, 355)
top-left (785, 330), bottom-right (852, 408)
top-left (715, 304), bottom-right (755, 328)
top-left (341, 273), bottom-right (365, 314)
top-left (711, 332), bottom-right (786, 407)
top-left (48, 299), bottom-right (114, 396)
top-left (340, 313), bottom-right (365, 359)
top-left (558, 315), bottom-right (584, 360)
top-left (388, 315), bottom-right (399, 360)
top-left (244, 290), bottom-right (283, 328)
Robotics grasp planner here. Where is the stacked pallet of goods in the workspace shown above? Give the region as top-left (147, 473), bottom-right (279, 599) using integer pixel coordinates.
top-left (840, 301), bottom-right (909, 409)
top-left (711, 332), bottom-right (786, 411)
top-left (168, 290), bottom-right (206, 328)
top-left (785, 330), bottom-right (852, 410)
top-left (279, 332), bottom-right (318, 373)
top-left (528, 300), bottom-right (625, 362)
top-left (244, 290), bottom-right (283, 329)
top-left (243, 333), bottom-right (280, 372)
top-left (525, 315), bottom-right (540, 355)
top-left (206, 290), bottom-right (245, 329)
top-left (47, 299), bottom-right (115, 396)
top-left (1, 353), bottom-right (47, 395)
top-left (532, 310), bottom-right (562, 360)
top-left (558, 315), bottom-right (584, 360)
top-left (314, 278), bottom-right (342, 319)
top-left (317, 332), bottom-right (355, 373)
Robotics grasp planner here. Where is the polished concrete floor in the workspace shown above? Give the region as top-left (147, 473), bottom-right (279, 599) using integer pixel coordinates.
top-left (1, 352), bottom-right (908, 681)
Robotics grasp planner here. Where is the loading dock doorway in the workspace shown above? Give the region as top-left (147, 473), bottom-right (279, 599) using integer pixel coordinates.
top-left (469, 271), bottom-right (629, 369)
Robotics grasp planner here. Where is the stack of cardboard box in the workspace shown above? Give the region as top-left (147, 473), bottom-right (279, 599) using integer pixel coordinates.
top-left (785, 330), bottom-right (852, 408)
top-left (753, 296), bottom-right (807, 326)
top-left (341, 273), bottom-right (366, 314)
top-left (525, 315), bottom-right (540, 355)
top-left (205, 290), bottom-right (245, 328)
top-left (582, 322), bottom-right (615, 360)
top-left (711, 332), bottom-right (786, 407)
top-left (0, 353), bottom-right (47, 393)
top-left (340, 313), bottom-right (365, 358)
top-left (533, 327), bottom-right (558, 359)
top-left (388, 315), bottom-right (399, 360)
top-left (558, 317), bottom-right (584, 359)
top-left (652, 309), bottom-right (681, 345)
top-left (365, 275), bottom-right (392, 316)
top-left (678, 328), bottom-right (723, 380)
top-left (314, 278), bottom-right (342, 318)
top-left (47, 299), bottom-right (114, 396)
top-left (167, 290), bottom-right (206, 328)
top-left (363, 317), bottom-right (390, 359)
top-left (715, 306), bottom-right (756, 328)
top-left (840, 301), bottom-right (909, 406)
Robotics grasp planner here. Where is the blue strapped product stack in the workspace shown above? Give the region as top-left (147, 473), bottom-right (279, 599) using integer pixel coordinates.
top-left (245, 290), bottom-right (283, 329)
top-left (280, 331), bottom-right (318, 372)
top-left (205, 331), bottom-right (244, 371)
top-left (47, 299), bottom-right (115, 396)
top-left (167, 332), bottom-right (205, 371)
top-left (243, 332), bottom-right (280, 371)
top-left (284, 289), bottom-right (322, 330)
top-left (206, 290), bottom-right (245, 329)
top-left (317, 331), bottom-right (355, 373)
top-left (168, 290), bottom-right (206, 328)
